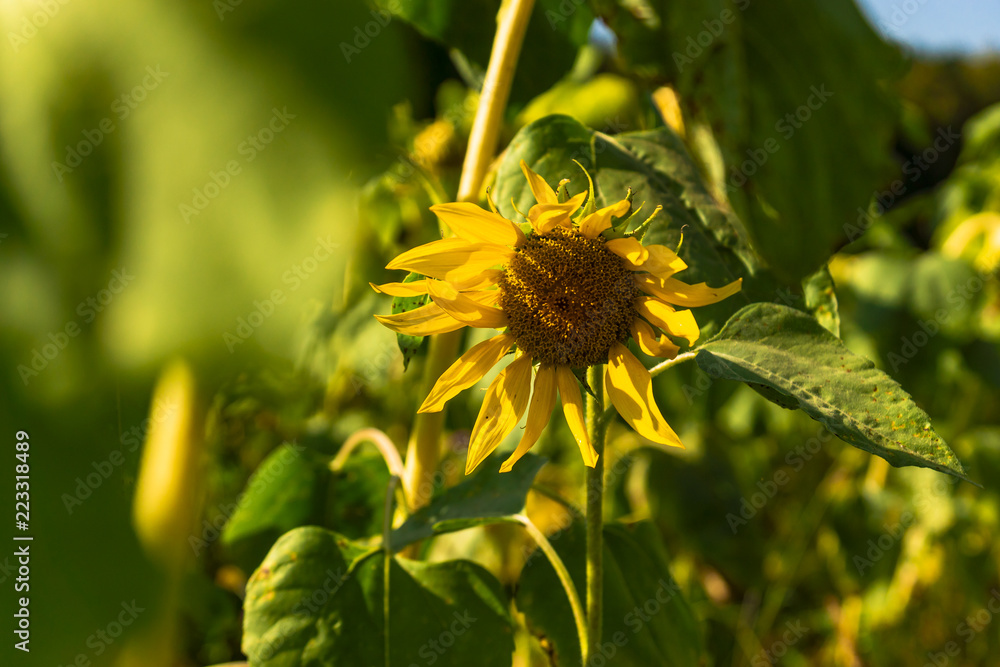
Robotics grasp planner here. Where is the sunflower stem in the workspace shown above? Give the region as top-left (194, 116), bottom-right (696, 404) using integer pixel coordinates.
top-left (514, 514), bottom-right (588, 662)
top-left (584, 364), bottom-right (606, 665)
top-left (401, 0), bottom-right (535, 532)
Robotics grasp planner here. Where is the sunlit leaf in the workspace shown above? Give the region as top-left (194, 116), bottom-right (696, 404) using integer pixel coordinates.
top-left (695, 303), bottom-right (970, 481)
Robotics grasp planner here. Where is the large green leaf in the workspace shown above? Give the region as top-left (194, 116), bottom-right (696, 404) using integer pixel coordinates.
top-left (220, 443), bottom-right (329, 568)
top-left (599, 0), bottom-right (902, 283)
top-left (695, 303), bottom-right (970, 481)
top-left (517, 521), bottom-right (702, 666)
top-left (390, 453), bottom-right (547, 551)
top-left (493, 114), bottom-right (774, 340)
top-left (243, 526), bottom-right (513, 666)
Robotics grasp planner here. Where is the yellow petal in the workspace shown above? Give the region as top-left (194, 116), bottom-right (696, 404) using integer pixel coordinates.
top-left (369, 280), bottom-right (429, 297)
top-left (419, 333), bottom-right (515, 413)
top-left (630, 319), bottom-right (680, 359)
top-left (607, 237), bottom-right (649, 266)
top-left (426, 281), bottom-right (508, 329)
top-left (635, 297), bottom-right (700, 346)
top-left (530, 207), bottom-right (573, 234)
top-left (386, 238), bottom-right (513, 281)
top-left (520, 160), bottom-right (557, 205)
top-left (578, 199), bottom-right (630, 239)
top-left (527, 191), bottom-right (587, 229)
top-left (635, 275), bottom-right (742, 307)
top-left (431, 202), bottom-right (526, 247)
top-left (452, 270), bottom-right (504, 291)
top-left (605, 342), bottom-right (684, 448)
top-left (637, 244), bottom-right (688, 277)
top-left (555, 366), bottom-right (598, 468)
top-left (374, 301), bottom-right (466, 336)
top-left (500, 364), bottom-right (557, 473)
top-left (466, 354), bottom-right (533, 474)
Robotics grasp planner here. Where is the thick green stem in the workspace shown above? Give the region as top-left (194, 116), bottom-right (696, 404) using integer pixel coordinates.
top-left (584, 365), bottom-right (605, 665)
top-left (401, 0), bottom-right (536, 514)
top-left (515, 514), bottom-right (588, 661)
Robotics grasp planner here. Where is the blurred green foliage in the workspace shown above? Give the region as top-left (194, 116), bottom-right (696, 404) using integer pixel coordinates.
top-left (3, 0), bottom-right (1000, 666)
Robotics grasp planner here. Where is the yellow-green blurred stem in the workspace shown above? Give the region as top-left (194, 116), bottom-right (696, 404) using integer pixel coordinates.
top-left (585, 364), bottom-right (606, 664)
top-left (402, 0), bottom-right (537, 514)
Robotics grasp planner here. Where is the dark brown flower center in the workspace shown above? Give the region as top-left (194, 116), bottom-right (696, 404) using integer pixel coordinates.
top-left (498, 227), bottom-right (637, 367)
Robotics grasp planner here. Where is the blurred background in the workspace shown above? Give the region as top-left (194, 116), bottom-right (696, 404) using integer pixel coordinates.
top-left (1, 0), bottom-right (999, 665)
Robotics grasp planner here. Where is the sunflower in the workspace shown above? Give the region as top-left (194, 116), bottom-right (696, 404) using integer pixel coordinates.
top-left (372, 161), bottom-right (742, 474)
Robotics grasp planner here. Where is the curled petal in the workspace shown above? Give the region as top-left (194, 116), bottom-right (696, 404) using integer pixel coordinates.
top-left (520, 160), bottom-right (557, 205)
top-left (607, 237), bottom-right (649, 266)
top-left (605, 342), bottom-right (683, 448)
top-left (369, 280), bottom-right (429, 297)
top-left (387, 238), bottom-right (514, 282)
top-left (374, 301), bottom-right (465, 336)
top-left (466, 355), bottom-right (533, 474)
top-left (634, 244), bottom-right (688, 277)
top-left (635, 274), bottom-right (742, 307)
top-left (419, 333), bottom-right (515, 413)
top-left (426, 281), bottom-right (507, 329)
top-left (527, 194), bottom-right (588, 234)
top-left (555, 367), bottom-right (598, 468)
top-left (578, 199), bottom-right (630, 238)
top-left (630, 319), bottom-right (680, 359)
top-left (500, 364), bottom-right (558, 473)
top-left (635, 297), bottom-right (700, 346)
top-left (431, 202), bottom-right (525, 247)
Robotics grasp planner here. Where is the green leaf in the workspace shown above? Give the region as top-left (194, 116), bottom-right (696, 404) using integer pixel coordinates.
top-left (493, 115), bottom-right (774, 339)
top-left (221, 443), bottom-right (329, 567)
top-left (391, 272), bottom-right (431, 370)
top-left (390, 453), bottom-right (546, 551)
top-left (517, 521), bottom-right (701, 667)
top-left (243, 526), bottom-right (513, 667)
top-left (600, 0), bottom-right (902, 283)
top-left (803, 266), bottom-right (841, 337)
top-left (695, 303), bottom-right (970, 481)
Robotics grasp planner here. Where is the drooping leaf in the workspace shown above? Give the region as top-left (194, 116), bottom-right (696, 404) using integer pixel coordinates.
top-left (517, 521), bottom-right (702, 667)
top-left (599, 0), bottom-right (903, 283)
top-left (391, 272), bottom-right (431, 370)
top-left (695, 303), bottom-right (970, 481)
top-left (243, 526), bottom-right (513, 667)
top-left (390, 453), bottom-right (546, 551)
